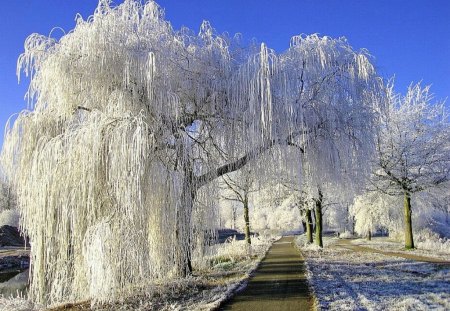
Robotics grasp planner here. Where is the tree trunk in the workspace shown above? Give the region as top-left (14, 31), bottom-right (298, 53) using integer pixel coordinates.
top-left (243, 195), bottom-right (251, 245)
top-left (300, 209), bottom-right (307, 233)
top-left (367, 229), bottom-right (372, 241)
top-left (351, 216), bottom-right (356, 236)
top-left (404, 191), bottom-right (414, 249)
top-left (305, 209), bottom-right (313, 243)
top-left (312, 209), bottom-right (316, 233)
top-left (175, 173), bottom-right (196, 277)
top-left (315, 190), bottom-right (323, 248)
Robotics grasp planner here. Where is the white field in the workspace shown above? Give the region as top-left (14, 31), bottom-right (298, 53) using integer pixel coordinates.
top-left (296, 235), bottom-right (450, 311)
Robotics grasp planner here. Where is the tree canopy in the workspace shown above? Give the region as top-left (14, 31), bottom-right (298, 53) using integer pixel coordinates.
top-left (1, 0), bottom-right (384, 306)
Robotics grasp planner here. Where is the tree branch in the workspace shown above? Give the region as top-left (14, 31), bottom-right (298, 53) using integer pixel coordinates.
top-left (77, 106), bottom-right (92, 112)
top-left (195, 139), bottom-right (277, 188)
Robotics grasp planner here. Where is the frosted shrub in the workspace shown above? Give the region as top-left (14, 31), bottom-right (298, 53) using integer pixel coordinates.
top-left (295, 235), bottom-right (323, 251)
top-left (204, 234), bottom-right (274, 271)
top-left (339, 231), bottom-right (354, 239)
top-left (415, 228), bottom-right (450, 254)
top-left (215, 236), bottom-right (248, 263)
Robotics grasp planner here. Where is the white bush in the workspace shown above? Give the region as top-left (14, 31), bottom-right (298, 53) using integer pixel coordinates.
top-left (339, 231), bottom-right (354, 239)
top-left (415, 228), bottom-right (450, 254)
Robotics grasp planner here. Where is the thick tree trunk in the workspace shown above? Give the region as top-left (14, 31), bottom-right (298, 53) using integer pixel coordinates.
top-left (243, 195), bottom-right (251, 245)
top-left (315, 190), bottom-right (323, 248)
top-left (301, 220), bottom-right (307, 233)
top-left (175, 173), bottom-right (196, 277)
top-left (404, 191), bottom-right (414, 249)
top-left (175, 204), bottom-right (193, 276)
top-left (305, 209), bottom-right (313, 243)
top-left (312, 209), bottom-right (316, 233)
top-left (300, 209), bottom-right (307, 233)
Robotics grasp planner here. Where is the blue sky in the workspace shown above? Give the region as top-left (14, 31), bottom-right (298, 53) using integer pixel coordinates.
top-left (0, 0), bottom-right (449, 147)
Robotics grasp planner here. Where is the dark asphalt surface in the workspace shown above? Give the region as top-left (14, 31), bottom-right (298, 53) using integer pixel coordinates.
top-left (220, 236), bottom-right (313, 311)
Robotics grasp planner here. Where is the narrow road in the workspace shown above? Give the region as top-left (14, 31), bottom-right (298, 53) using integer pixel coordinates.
top-left (333, 239), bottom-right (450, 265)
top-left (219, 236), bottom-right (313, 311)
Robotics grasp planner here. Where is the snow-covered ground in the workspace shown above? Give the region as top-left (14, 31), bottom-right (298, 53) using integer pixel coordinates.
top-left (296, 235), bottom-right (450, 310)
top-left (350, 237), bottom-right (450, 261)
top-left (0, 233), bottom-right (277, 311)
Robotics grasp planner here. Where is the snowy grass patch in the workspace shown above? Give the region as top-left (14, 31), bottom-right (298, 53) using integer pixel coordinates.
top-left (0, 296), bottom-right (39, 311)
top-left (297, 239), bottom-right (450, 310)
top-left (351, 235), bottom-right (450, 260)
top-left (295, 234), bottom-right (338, 250)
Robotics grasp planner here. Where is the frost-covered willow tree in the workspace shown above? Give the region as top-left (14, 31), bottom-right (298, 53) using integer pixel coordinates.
top-left (372, 83), bottom-right (450, 249)
top-left (0, 0), bottom-right (383, 306)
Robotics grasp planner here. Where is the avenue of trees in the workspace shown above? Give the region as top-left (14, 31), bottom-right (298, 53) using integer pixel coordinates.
top-left (0, 0), bottom-right (448, 307)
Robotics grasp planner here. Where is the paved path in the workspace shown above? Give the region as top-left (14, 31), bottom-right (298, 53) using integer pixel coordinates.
top-left (0, 247), bottom-right (29, 258)
top-left (333, 239), bottom-right (450, 265)
top-left (220, 236), bottom-right (313, 311)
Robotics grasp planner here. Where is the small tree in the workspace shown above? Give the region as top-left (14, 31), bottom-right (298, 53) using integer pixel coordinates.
top-left (0, 179), bottom-right (16, 211)
top-left (0, 179), bottom-right (19, 227)
top-left (221, 166), bottom-right (259, 246)
top-left (351, 192), bottom-right (385, 239)
top-left (372, 83), bottom-right (450, 249)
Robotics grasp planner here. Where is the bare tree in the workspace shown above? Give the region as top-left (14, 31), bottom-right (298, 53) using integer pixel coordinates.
top-left (220, 166), bottom-right (259, 247)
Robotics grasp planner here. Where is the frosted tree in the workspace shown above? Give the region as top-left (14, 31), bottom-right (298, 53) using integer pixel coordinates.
top-left (372, 83), bottom-right (450, 249)
top-left (0, 178), bottom-right (19, 227)
top-left (0, 179), bottom-right (16, 211)
top-left (278, 181), bottom-right (311, 235)
top-left (307, 183), bottom-right (352, 247)
top-left (220, 166), bottom-right (259, 246)
top-left (241, 179), bottom-right (302, 232)
top-left (276, 171), bottom-right (315, 241)
top-left (436, 184), bottom-right (450, 224)
top-left (322, 193), bottom-right (353, 235)
top-left (0, 0), bottom-right (382, 306)
top-left (295, 150), bottom-right (365, 248)
top-left (351, 192), bottom-right (390, 239)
